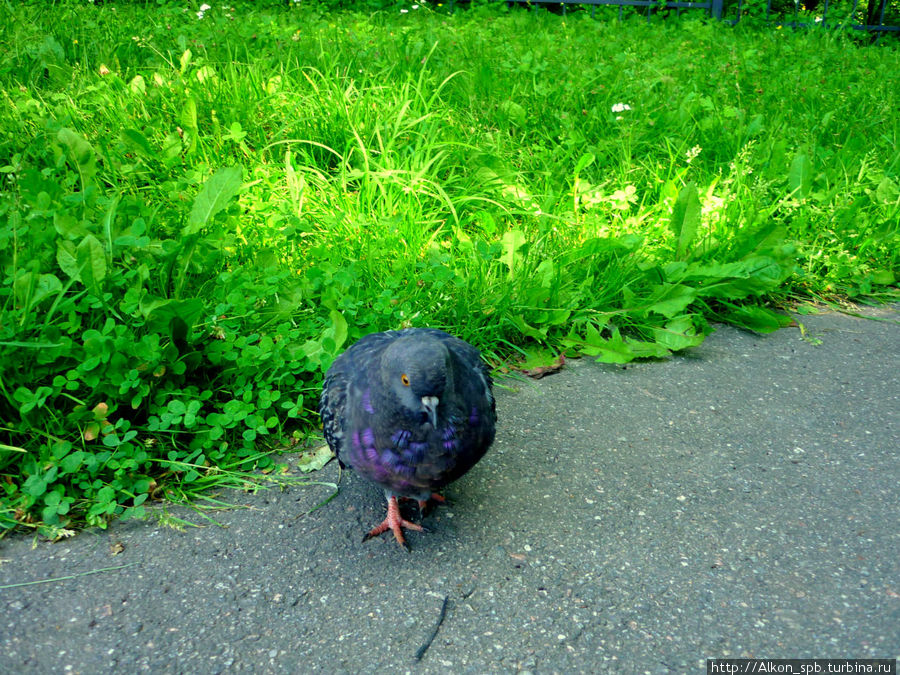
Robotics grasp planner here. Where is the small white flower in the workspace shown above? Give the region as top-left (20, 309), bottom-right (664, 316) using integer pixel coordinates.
top-left (686, 145), bottom-right (702, 163)
top-left (611, 103), bottom-right (632, 113)
top-left (400, 8), bottom-right (408, 12)
top-left (412, 3), bottom-right (420, 7)
top-left (200, 3), bottom-right (211, 9)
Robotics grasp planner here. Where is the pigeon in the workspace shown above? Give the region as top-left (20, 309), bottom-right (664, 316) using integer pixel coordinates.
top-left (320, 328), bottom-right (496, 547)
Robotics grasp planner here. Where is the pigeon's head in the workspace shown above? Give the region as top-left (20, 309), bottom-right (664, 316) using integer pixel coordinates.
top-left (381, 336), bottom-right (451, 427)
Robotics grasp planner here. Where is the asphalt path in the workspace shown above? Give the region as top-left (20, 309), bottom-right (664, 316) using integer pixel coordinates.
top-left (1, 305), bottom-right (898, 674)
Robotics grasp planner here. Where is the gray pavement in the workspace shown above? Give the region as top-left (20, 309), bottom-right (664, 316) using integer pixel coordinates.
top-left (1, 305), bottom-right (898, 674)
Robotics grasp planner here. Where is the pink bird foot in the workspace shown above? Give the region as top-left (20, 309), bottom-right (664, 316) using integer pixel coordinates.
top-left (363, 495), bottom-right (423, 548)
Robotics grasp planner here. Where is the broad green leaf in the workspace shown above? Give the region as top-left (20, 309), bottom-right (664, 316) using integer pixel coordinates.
top-left (745, 114), bottom-right (764, 138)
top-left (870, 270), bottom-right (895, 285)
top-left (141, 297), bottom-right (204, 337)
top-left (582, 327), bottom-right (635, 364)
top-left (170, 316), bottom-right (189, 346)
top-left (57, 128), bottom-right (97, 182)
top-left (625, 338), bottom-right (672, 359)
top-left (661, 261), bottom-right (689, 282)
top-left (121, 128), bottom-right (156, 158)
top-left (53, 213), bottom-right (88, 239)
top-left (875, 177), bottom-right (898, 204)
top-left (297, 444), bottom-right (334, 473)
top-left (301, 339), bottom-right (326, 370)
top-left (12, 272), bottom-right (36, 307)
top-left (669, 183), bottom-right (701, 260)
top-left (583, 343), bottom-right (634, 364)
top-left (724, 306), bottom-right (793, 333)
top-left (324, 309), bottom-right (348, 352)
top-left (180, 97), bottom-right (199, 154)
top-left (499, 100), bottom-right (526, 127)
top-left (475, 209), bottom-right (497, 236)
top-left (729, 221), bottom-right (787, 259)
top-left (653, 316), bottom-right (705, 351)
top-left (574, 152), bottom-right (596, 174)
top-left (545, 309), bottom-right (571, 326)
top-left (500, 229), bottom-right (527, 276)
top-left (535, 258), bottom-right (556, 288)
top-left (689, 256), bottom-right (789, 299)
top-left (645, 283), bottom-right (696, 318)
top-left (185, 165), bottom-right (243, 234)
top-left (76, 234), bottom-right (106, 295)
top-left (129, 75), bottom-right (146, 96)
top-left (518, 348), bottom-right (563, 373)
top-left (509, 315), bottom-right (547, 341)
top-left (195, 65), bottom-right (217, 84)
top-left (22, 474), bottom-right (48, 498)
top-left (181, 97), bottom-right (198, 130)
top-left (34, 36), bottom-right (70, 85)
top-left (788, 152), bottom-right (812, 199)
top-left (22, 274), bottom-right (62, 308)
top-left (179, 48), bottom-right (193, 74)
top-left (60, 451), bottom-right (85, 474)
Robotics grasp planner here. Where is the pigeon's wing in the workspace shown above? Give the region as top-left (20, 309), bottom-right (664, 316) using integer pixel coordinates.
top-left (320, 330), bottom-right (403, 466)
top-left (440, 335), bottom-right (497, 484)
top-left (420, 329), bottom-right (495, 414)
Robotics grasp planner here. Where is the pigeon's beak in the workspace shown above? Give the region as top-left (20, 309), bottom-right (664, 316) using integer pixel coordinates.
top-left (421, 396), bottom-right (439, 427)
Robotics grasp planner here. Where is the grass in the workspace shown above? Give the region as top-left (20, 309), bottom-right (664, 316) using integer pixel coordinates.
top-left (1, 0), bottom-right (898, 538)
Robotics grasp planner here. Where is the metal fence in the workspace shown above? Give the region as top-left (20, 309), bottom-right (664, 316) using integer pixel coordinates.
top-left (514, 0), bottom-right (900, 34)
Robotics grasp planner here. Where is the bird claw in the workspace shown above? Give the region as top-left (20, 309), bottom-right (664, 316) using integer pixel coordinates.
top-left (363, 495), bottom-right (424, 548)
top-left (403, 492), bottom-right (447, 515)
top-left (416, 492), bottom-right (447, 516)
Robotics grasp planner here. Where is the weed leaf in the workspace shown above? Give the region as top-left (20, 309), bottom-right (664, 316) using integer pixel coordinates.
top-left (325, 309), bottom-right (349, 353)
top-left (141, 297), bottom-right (204, 339)
top-left (875, 177), bottom-right (898, 204)
top-left (509, 315), bottom-right (548, 342)
top-left (76, 234), bottom-right (107, 295)
top-left (645, 283), bottom-right (696, 318)
top-left (500, 229), bottom-right (527, 276)
top-left (669, 183), bottom-right (701, 260)
top-left (186, 165), bottom-right (243, 235)
top-left (653, 316), bottom-right (705, 351)
top-left (574, 153), bottom-right (596, 175)
top-left (789, 152), bottom-right (812, 199)
top-left (57, 128), bottom-right (97, 183)
top-left (121, 128), bottom-right (156, 158)
top-left (724, 306), bottom-right (793, 333)
top-left (56, 241), bottom-right (80, 280)
top-left (53, 213), bottom-right (88, 240)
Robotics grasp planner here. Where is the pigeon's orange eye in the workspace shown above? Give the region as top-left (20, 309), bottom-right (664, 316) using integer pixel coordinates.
top-left (401, 374), bottom-right (411, 386)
